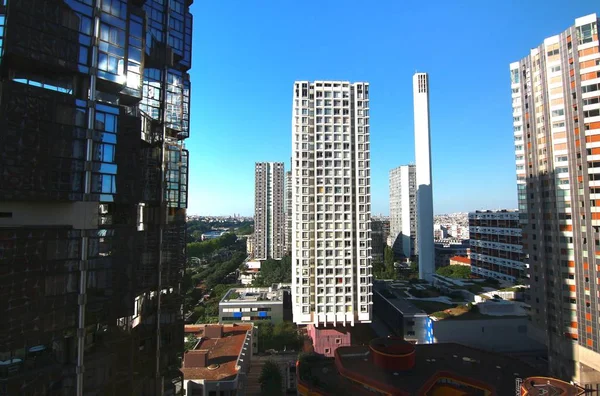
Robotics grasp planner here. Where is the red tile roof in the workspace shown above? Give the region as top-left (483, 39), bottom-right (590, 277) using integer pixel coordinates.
top-left (449, 256), bottom-right (471, 265)
top-left (182, 324), bottom-right (253, 382)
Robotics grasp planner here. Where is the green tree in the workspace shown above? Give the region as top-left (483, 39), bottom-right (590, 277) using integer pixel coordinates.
top-left (436, 265), bottom-right (472, 279)
top-left (256, 322), bottom-right (302, 352)
top-left (372, 261), bottom-right (385, 279)
top-left (185, 336), bottom-right (199, 352)
top-left (187, 233), bottom-right (238, 258)
top-left (237, 224), bottom-right (254, 235)
top-left (384, 246), bottom-right (394, 267)
top-left (259, 360), bottom-right (283, 396)
top-left (204, 252), bottom-right (246, 289)
top-left (253, 256), bottom-right (292, 287)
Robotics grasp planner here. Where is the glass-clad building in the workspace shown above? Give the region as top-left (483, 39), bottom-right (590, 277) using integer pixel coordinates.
top-left (0, 0), bottom-right (192, 394)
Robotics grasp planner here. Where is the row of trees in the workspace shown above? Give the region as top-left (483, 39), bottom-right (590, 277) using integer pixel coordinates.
top-left (187, 220), bottom-right (253, 242)
top-left (435, 264), bottom-right (472, 279)
top-left (252, 256), bottom-right (292, 286)
top-left (199, 252), bottom-right (246, 290)
top-left (187, 233), bottom-right (238, 258)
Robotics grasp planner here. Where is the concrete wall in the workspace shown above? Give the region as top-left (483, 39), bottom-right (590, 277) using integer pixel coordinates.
top-left (307, 325), bottom-right (351, 357)
top-left (219, 301), bottom-right (284, 324)
top-left (433, 317), bottom-right (545, 353)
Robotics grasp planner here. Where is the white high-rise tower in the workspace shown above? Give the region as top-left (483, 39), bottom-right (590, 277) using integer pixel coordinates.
top-left (413, 73), bottom-right (434, 282)
top-left (291, 81), bottom-right (373, 326)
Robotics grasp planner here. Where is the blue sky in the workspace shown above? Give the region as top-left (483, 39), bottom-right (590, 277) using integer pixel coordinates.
top-left (185, 0), bottom-right (597, 216)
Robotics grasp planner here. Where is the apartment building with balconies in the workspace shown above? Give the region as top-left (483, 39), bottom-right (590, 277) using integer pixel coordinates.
top-left (468, 210), bottom-right (525, 283)
top-left (510, 13), bottom-right (600, 390)
top-left (254, 162), bottom-right (285, 260)
top-left (291, 81), bottom-right (373, 327)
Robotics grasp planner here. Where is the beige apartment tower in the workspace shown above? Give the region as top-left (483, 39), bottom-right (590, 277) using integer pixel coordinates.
top-left (510, 13), bottom-right (600, 390)
top-left (388, 164), bottom-right (417, 259)
top-left (254, 162), bottom-right (285, 260)
top-left (291, 81), bottom-right (373, 326)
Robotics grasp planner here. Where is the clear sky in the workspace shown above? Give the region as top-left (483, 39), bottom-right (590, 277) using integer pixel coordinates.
top-left (185, 0), bottom-right (597, 216)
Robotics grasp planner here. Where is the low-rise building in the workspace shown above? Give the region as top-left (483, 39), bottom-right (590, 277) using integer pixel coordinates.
top-left (237, 260), bottom-right (261, 286)
top-left (201, 230), bottom-right (227, 241)
top-left (434, 239), bottom-right (470, 268)
top-left (373, 279), bottom-right (545, 354)
top-left (449, 255), bottom-right (471, 267)
top-left (219, 284), bottom-right (291, 324)
top-left (306, 326), bottom-right (352, 358)
top-left (373, 281), bottom-right (431, 344)
top-left (430, 301), bottom-right (545, 354)
top-left (296, 337), bottom-right (569, 395)
top-left (182, 324), bottom-right (256, 396)
top-left (238, 269), bottom-right (259, 286)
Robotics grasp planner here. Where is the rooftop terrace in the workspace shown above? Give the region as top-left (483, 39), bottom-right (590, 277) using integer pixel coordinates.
top-left (220, 285), bottom-right (289, 304)
top-left (298, 339), bottom-right (541, 395)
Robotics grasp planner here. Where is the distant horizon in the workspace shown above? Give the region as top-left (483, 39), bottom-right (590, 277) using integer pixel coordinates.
top-left (186, 209), bottom-right (519, 217)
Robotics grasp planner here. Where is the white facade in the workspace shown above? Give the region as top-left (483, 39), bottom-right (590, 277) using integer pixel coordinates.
top-left (413, 73), bottom-right (435, 282)
top-left (291, 81), bottom-right (373, 326)
top-left (388, 164), bottom-right (416, 258)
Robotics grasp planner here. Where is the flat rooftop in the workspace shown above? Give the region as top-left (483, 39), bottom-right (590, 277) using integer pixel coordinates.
top-left (299, 342), bottom-right (541, 395)
top-left (220, 286), bottom-right (287, 304)
top-left (374, 285), bottom-right (426, 316)
top-left (182, 324), bottom-right (252, 382)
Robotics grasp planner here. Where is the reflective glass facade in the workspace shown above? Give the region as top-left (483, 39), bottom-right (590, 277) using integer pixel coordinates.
top-left (0, 0), bottom-right (192, 394)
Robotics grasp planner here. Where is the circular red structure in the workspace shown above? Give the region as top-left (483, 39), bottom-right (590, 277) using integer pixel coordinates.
top-left (369, 337), bottom-right (416, 371)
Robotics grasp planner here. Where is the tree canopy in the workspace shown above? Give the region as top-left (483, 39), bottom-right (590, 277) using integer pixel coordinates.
top-left (236, 224), bottom-right (253, 235)
top-left (203, 252), bottom-right (246, 290)
top-left (259, 360), bottom-right (283, 396)
top-left (252, 256), bottom-right (292, 286)
top-left (436, 265), bottom-right (472, 279)
top-left (256, 321), bottom-right (303, 352)
top-left (373, 246), bottom-right (398, 279)
top-left (187, 233), bottom-right (238, 258)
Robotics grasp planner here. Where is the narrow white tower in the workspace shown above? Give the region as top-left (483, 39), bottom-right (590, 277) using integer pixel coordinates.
top-left (413, 73), bottom-right (434, 282)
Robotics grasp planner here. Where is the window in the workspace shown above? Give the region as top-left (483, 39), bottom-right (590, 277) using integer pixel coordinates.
top-left (577, 22), bottom-right (597, 45)
top-left (510, 69), bottom-right (520, 84)
top-left (582, 83), bottom-right (600, 94)
top-left (324, 348), bottom-right (330, 354)
top-left (551, 109), bottom-right (564, 117)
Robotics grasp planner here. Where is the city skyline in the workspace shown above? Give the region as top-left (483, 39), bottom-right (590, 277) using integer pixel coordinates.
top-left (185, 0), bottom-right (598, 216)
